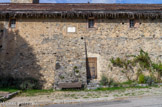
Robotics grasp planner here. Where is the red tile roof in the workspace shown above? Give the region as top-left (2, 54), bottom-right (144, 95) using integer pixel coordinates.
top-left (0, 3), bottom-right (161, 11)
top-left (0, 3), bottom-right (161, 18)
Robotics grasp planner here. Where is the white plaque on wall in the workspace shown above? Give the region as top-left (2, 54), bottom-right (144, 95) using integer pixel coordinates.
top-left (67, 27), bottom-right (76, 33)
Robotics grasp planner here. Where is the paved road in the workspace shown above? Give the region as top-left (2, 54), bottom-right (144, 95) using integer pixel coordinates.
top-left (45, 96), bottom-right (162, 107)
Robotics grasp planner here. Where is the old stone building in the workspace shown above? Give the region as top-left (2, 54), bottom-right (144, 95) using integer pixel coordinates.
top-left (0, 0), bottom-right (161, 89)
top-left (11, 0), bottom-right (39, 3)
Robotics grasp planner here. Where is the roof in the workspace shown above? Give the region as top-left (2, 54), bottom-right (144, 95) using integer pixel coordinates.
top-left (0, 3), bottom-right (161, 11)
top-left (0, 3), bottom-right (161, 18)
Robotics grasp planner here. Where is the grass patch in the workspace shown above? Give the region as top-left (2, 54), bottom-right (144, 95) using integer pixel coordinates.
top-left (94, 85), bottom-right (159, 92)
top-left (87, 93), bottom-right (93, 97)
top-left (124, 93), bottom-right (130, 96)
top-left (83, 96), bottom-right (89, 99)
top-left (104, 95), bottom-right (109, 97)
top-left (121, 81), bottom-right (134, 85)
top-left (1, 85), bottom-right (159, 97)
top-left (20, 89), bottom-right (54, 96)
top-left (61, 88), bottom-right (85, 92)
top-left (74, 97), bottom-right (78, 99)
top-left (0, 88), bottom-right (19, 93)
top-left (114, 94), bottom-right (120, 97)
top-left (70, 94), bottom-right (76, 97)
top-left (130, 85), bottom-right (158, 89)
top-left (95, 87), bottom-right (126, 91)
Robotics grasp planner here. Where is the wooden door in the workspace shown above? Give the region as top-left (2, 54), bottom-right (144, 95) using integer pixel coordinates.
top-left (87, 57), bottom-right (97, 79)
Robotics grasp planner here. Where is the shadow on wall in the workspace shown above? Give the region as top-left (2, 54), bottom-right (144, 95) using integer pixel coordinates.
top-left (0, 23), bottom-right (44, 89)
top-left (84, 39), bottom-right (91, 82)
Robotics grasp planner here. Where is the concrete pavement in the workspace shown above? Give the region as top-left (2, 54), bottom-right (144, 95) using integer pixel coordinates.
top-left (45, 96), bottom-right (162, 107)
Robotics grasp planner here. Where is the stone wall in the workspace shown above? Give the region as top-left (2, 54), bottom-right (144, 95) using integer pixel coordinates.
top-left (0, 17), bottom-right (161, 89)
top-left (11, 0), bottom-right (33, 3)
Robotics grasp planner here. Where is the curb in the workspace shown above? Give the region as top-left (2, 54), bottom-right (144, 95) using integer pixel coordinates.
top-left (0, 97), bottom-right (115, 106)
top-left (0, 91), bottom-right (21, 102)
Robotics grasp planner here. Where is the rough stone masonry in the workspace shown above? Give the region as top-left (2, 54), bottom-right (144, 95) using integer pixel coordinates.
top-left (0, 2), bottom-right (161, 89)
top-left (11, 0), bottom-right (33, 3)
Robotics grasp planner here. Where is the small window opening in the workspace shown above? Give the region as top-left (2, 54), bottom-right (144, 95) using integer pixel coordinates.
top-left (88, 19), bottom-right (94, 28)
top-left (10, 19), bottom-right (16, 28)
top-left (33, 0), bottom-right (39, 4)
top-left (130, 19), bottom-right (135, 28)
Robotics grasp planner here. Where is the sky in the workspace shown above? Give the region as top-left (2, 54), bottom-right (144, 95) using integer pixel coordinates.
top-left (0, 0), bottom-right (162, 4)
